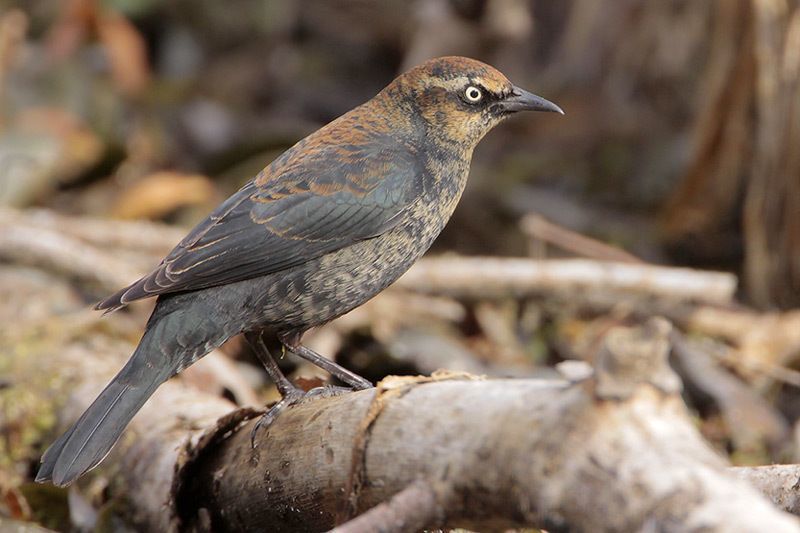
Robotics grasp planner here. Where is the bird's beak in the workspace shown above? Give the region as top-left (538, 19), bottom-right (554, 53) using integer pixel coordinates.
top-left (501, 86), bottom-right (564, 115)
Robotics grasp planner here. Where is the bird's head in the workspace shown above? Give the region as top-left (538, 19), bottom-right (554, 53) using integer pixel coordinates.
top-left (383, 56), bottom-right (563, 148)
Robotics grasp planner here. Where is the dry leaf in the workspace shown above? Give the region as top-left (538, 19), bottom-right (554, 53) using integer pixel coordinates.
top-left (111, 171), bottom-right (218, 220)
top-left (95, 10), bottom-right (151, 97)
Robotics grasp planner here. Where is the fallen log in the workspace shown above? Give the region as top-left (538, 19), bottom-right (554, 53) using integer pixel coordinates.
top-left (733, 465), bottom-right (800, 517)
top-left (13, 317), bottom-right (800, 532)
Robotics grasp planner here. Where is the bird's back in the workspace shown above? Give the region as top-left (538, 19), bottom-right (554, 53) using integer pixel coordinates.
top-left (96, 94), bottom-right (442, 312)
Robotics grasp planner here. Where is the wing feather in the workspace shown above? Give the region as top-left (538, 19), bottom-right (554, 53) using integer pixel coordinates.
top-left (96, 140), bottom-right (423, 310)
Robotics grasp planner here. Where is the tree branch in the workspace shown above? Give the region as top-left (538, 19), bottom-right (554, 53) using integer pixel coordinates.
top-left (330, 479), bottom-right (448, 533)
top-left (395, 256), bottom-right (737, 304)
top-left (11, 314), bottom-right (800, 531)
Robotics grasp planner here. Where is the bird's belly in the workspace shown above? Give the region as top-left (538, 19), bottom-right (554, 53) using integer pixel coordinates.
top-left (250, 210), bottom-right (445, 332)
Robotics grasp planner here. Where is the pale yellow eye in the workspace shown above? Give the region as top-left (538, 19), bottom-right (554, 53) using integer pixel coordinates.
top-left (464, 86), bottom-right (483, 103)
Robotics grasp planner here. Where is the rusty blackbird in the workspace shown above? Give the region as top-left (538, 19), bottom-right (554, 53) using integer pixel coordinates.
top-left (36, 56), bottom-right (562, 486)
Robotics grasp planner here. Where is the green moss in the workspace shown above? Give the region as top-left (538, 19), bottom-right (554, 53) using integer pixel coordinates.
top-left (18, 483), bottom-right (70, 532)
top-left (0, 325), bottom-right (73, 483)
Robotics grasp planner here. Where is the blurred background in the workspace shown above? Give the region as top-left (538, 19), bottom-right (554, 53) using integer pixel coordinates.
top-left (2, 0), bottom-right (798, 303)
top-left (2, 0), bottom-right (800, 530)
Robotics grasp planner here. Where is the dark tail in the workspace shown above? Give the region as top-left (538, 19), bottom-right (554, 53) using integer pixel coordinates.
top-left (35, 343), bottom-right (170, 487)
top-left (37, 291), bottom-right (233, 486)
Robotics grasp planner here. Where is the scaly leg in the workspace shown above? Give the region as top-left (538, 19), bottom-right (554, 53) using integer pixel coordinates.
top-left (244, 331), bottom-right (373, 447)
top-left (244, 332), bottom-right (305, 447)
top-left (278, 331), bottom-right (372, 390)
top-left (244, 331), bottom-right (300, 397)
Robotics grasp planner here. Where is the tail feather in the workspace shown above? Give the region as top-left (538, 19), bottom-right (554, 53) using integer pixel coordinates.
top-left (37, 295), bottom-right (229, 487)
top-left (36, 349), bottom-right (167, 487)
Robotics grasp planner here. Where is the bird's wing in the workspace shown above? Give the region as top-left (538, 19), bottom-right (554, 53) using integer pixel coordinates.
top-left (96, 143), bottom-right (424, 310)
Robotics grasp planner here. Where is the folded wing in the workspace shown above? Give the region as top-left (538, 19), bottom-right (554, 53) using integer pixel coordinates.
top-left (96, 143), bottom-right (423, 311)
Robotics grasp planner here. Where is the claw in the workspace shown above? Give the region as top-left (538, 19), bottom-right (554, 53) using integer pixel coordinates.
top-left (249, 385), bottom-right (364, 448)
top-left (304, 384), bottom-right (353, 399)
top-left (250, 389), bottom-right (304, 448)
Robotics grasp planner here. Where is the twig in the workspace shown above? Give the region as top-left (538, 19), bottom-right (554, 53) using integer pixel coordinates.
top-left (521, 214), bottom-right (643, 263)
top-left (546, 292), bottom-right (800, 389)
top-left (0, 207), bottom-right (184, 253)
top-left (396, 256), bottom-right (737, 304)
top-left (330, 479), bottom-right (447, 533)
top-left (670, 331), bottom-right (788, 449)
top-left (0, 224), bottom-right (145, 290)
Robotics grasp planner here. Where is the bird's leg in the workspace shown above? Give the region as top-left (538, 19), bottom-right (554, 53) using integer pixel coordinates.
top-left (278, 331), bottom-right (373, 390)
top-left (244, 332), bottom-right (301, 397)
top-left (244, 331), bottom-right (373, 448)
top-left (244, 332), bottom-right (306, 447)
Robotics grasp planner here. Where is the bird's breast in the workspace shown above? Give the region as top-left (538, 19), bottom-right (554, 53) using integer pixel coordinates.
top-left (253, 155), bottom-right (472, 331)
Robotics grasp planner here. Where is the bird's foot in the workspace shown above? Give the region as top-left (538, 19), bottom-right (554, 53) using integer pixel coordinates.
top-left (249, 385), bottom-right (362, 448)
top-left (250, 387), bottom-right (304, 448)
top-left (304, 384), bottom-right (354, 399)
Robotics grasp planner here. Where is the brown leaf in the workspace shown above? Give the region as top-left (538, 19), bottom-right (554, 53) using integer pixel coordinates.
top-left (95, 10), bottom-right (150, 97)
top-left (111, 171), bottom-right (218, 220)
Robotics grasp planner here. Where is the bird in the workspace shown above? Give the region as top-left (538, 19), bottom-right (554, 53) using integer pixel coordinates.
top-left (36, 56), bottom-right (563, 487)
